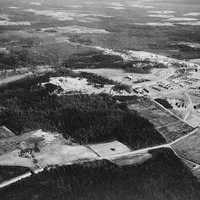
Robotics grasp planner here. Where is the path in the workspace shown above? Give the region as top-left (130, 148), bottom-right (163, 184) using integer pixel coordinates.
top-left (0, 129), bottom-right (199, 190)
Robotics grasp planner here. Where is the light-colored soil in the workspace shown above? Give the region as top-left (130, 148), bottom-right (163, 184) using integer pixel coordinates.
top-left (0, 130), bottom-right (98, 169)
top-left (88, 141), bottom-right (131, 157)
top-left (74, 67), bottom-right (175, 88)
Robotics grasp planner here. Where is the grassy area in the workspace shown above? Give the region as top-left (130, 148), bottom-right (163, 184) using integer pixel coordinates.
top-left (114, 96), bottom-right (194, 142)
top-left (1, 148), bottom-right (200, 200)
top-left (171, 128), bottom-right (200, 164)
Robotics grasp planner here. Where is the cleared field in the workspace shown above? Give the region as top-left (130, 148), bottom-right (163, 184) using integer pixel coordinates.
top-left (116, 96), bottom-right (194, 142)
top-left (74, 67), bottom-right (176, 88)
top-left (0, 130), bottom-right (60, 155)
top-left (190, 59), bottom-right (200, 65)
top-left (171, 128), bottom-right (200, 164)
top-left (1, 148), bottom-right (200, 200)
top-left (88, 140), bottom-right (131, 157)
top-left (0, 132), bottom-right (154, 170)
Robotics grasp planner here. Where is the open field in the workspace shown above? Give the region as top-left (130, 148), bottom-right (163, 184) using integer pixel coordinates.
top-left (88, 140), bottom-right (131, 157)
top-left (171, 128), bottom-right (200, 164)
top-left (115, 96), bottom-right (194, 142)
top-left (190, 59), bottom-right (200, 64)
top-left (0, 0), bottom-right (200, 129)
top-left (0, 0), bottom-right (200, 197)
top-left (72, 50), bottom-right (200, 127)
top-left (0, 129), bottom-right (162, 170)
top-left (1, 148), bottom-right (200, 200)
top-left (74, 67), bottom-right (176, 88)
top-left (0, 73), bottom-right (166, 151)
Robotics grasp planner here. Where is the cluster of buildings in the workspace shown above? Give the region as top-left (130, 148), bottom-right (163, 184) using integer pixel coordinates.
top-left (132, 87), bottom-right (149, 96)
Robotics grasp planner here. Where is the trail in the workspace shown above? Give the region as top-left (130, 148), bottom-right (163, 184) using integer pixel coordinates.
top-left (0, 66), bottom-right (54, 88)
top-left (0, 73), bottom-right (32, 87)
top-left (0, 127), bottom-right (198, 190)
top-left (184, 91), bottom-right (194, 121)
top-left (0, 97), bottom-right (198, 189)
top-left (0, 143), bottom-right (170, 189)
top-left (0, 171), bottom-right (32, 189)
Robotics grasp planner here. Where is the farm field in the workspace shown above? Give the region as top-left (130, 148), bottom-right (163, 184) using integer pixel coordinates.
top-left (172, 128), bottom-right (200, 164)
top-left (1, 148), bottom-right (200, 200)
top-left (0, 0), bottom-right (200, 198)
top-left (116, 96), bottom-right (194, 142)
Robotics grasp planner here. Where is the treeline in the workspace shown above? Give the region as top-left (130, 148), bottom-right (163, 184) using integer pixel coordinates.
top-left (1, 149), bottom-right (200, 200)
top-left (64, 51), bottom-right (167, 74)
top-left (0, 47), bottom-right (50, 70)
top-left (0, 67), bottom-right (117, 91)
top-left (123, 61), bottom-right (167, 74)
top-left (112, 84), bottom-right (132, 93)
top-left (0, 74), bottom-right (165, 149)
top-left (65, 51), bottom-right (124, 69)
top-left (0, 166), bottom-right (29, 183)
top-left (155, 98), bottom-right (173, 109)
top-left (79, 71), bottom-right (117, 85)
top-left (0, 45), bottom-right (167, 74)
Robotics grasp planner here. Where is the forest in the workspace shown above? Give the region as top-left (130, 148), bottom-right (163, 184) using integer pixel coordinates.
top-left (1, 148), bottom-right (200, 200)
top-left (0, 72), bottom-right (165, 149)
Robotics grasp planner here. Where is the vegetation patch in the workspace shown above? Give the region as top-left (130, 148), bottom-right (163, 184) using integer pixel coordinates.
top-left (0, 74), bottom-right (165, 149)
top-left (1, 149), bottom-right (200, 200)
top-left (112, 84), bottom-right (132, 94)
top-left (155, 98), bottom-right (173, 109)
top-left (0, 166), bottom-right (29, 183)
top-left (79, 71), bottom-right (117, 85)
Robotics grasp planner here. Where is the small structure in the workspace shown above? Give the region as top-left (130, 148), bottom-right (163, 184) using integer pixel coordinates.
top-left (18, 148), bottom-right (33, 159)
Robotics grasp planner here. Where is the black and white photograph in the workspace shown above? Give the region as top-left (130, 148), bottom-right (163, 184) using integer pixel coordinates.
top-left (0, 0), bottom-right (200, 199)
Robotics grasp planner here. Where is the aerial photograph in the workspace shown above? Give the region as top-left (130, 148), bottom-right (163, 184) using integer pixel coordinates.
top-left (0, 0), bottom-right (200, 199)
